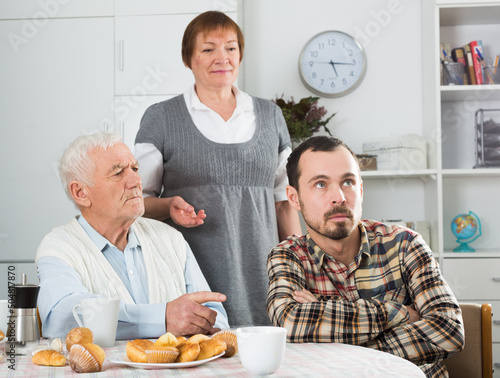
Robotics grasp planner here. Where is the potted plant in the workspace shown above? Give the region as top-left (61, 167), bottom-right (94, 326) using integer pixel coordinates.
top-left (272, 95), bottom-right (336, 144)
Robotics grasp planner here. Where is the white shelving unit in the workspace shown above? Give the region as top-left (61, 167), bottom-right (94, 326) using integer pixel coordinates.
top-left (423, 1), bottom-right (500, 374)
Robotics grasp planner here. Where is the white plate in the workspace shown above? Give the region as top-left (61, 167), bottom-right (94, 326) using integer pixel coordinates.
top-left (108, 351), bottom-right (225, 369)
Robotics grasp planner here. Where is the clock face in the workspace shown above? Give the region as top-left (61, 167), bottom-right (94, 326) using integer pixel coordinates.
top-left (299, 31), bottom-right (366, 97)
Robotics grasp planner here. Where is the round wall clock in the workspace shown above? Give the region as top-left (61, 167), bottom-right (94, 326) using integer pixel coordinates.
top-left (299, 30), bottom-right (366, 97)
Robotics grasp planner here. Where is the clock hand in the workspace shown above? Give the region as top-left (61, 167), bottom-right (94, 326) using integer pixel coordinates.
top-left (329, 62), bottom-right (355, 66)
top-left (328, 60), bottom-right (338, 77)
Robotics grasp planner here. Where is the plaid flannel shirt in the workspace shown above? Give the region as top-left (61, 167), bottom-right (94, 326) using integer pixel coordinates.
top-left (267, 219), bottom-right (464, 378)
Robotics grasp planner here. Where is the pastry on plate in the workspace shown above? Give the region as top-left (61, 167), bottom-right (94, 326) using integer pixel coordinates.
top-left (176, 336), bottom-right (187, 345)
top-left (126, 339), bottom-right (154, 363)
top-left (212, 330), bottom-right (238, 357)
top-left (196, 338), bottom-right (227, 360)
top-left (186, 334), bottom-right (210, 345)
top-left (66, 327), bottom-right (93, 351)
top-left (32, 349), bottom-right (66, 367)
top-left (145, 345), bottom-right (179, 363)
top-left (69, 343), bottom-right (105, 373)
top-left (153, 332), bottom-right (178, 347)
top-left (175, 341), bottom-right (201, 362)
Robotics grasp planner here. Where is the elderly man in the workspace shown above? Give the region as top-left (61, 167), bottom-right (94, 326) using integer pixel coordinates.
top-left (266, 136), bottom-right (464, 377)
top-left (36, 132), bottom-right (228, 339)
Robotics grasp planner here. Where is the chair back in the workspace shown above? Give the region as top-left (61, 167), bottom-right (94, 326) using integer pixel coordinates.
top-left (445, 303), bottom-right (492, 378)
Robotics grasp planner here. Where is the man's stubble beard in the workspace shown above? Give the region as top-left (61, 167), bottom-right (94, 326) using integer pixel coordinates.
top-left (300, 202), bottom-right (354, 241)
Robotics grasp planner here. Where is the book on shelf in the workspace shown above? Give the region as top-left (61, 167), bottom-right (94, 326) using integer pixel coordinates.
top-left (469, 40), bottom-right (484, 85)
top-left (464, 44), bottom-right (477, 85)
top-left (451, 47), bottom-right (469, 85)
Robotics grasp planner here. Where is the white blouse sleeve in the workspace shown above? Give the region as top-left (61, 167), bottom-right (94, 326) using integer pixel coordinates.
top-left (134, 143), bottom-right (164, 198)
top-left (274, 146), bottom-right (292, 202)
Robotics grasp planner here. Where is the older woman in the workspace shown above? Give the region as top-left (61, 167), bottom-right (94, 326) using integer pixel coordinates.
top-left (134, 11), bottom-right (301, 327)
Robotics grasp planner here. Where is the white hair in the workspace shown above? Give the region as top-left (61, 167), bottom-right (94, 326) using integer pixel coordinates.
top-left (59, 132), bottom-right (123, 202)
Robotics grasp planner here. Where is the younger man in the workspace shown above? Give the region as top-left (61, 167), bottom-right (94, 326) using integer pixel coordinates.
top-left (266, 136), bottom-right (464, 377)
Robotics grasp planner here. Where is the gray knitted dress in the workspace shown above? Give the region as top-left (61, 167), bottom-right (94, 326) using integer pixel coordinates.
top-left (136, 94), bottom-right (291, 326)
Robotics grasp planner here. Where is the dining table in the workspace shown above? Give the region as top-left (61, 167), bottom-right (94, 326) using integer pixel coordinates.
top-left (0, 338), bottom-right (425, 377)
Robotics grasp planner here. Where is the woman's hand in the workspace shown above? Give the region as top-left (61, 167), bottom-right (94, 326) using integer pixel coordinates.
top-left (169, 196), bottom-right (206, 228)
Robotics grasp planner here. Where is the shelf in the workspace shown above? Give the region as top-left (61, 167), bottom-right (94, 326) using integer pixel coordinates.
top-left (439, 5), bottom-right (500, 26)
top-left (442, 168), bottom-right (500, 177)
top-left (443, 250), bottom-right (500, 258)
top-left (440, 85), bottom-right (500, 101)
top-left (360, 169), bottom-right (437, 179)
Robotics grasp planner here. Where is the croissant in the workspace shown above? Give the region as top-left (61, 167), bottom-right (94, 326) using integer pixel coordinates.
top-left (32, 349), bottom-right (66, 367)
top-left (196, 339), bottom-right (227, 360)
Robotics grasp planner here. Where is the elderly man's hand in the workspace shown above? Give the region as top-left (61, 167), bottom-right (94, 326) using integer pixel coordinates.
top-left (165, 291), bottom-right (226, 336)
top-left (169, 196), bottom-right (206, 228)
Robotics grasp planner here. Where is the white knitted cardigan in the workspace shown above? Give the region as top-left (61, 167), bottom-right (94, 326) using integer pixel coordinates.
top-left (35, 216), bottom-right (186, 304)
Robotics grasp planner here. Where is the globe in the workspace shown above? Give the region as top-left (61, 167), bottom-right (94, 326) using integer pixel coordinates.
top-left (450, 211), bottom-right (482, 252)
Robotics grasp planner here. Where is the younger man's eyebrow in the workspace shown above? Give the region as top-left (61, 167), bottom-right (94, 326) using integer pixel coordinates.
top-left (308, 174), bottom-right (329, 184)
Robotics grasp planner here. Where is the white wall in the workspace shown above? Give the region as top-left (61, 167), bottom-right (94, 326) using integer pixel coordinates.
top-left (242, 0), bottom-right (423, 154)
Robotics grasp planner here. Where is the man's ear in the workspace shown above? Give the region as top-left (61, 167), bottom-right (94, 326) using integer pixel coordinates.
top-left (286, 185), bottom-right (301, 211)
top-left (69, 181), bottom-right (91, 208)
top-left (360, 179), bottom-right (364, 204)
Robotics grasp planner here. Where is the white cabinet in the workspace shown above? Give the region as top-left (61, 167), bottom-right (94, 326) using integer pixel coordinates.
top-left (0, 0), bottom-right (113, 19)
top-left (444, 256), bottom-right (500, 375)
top-left (0, 17), bottom-right (114, 279)
top-left (115, 14), bottom-right (196, 96)
top-left (0, 1), bottom-right (241, 289)
top-left (114, 11), bottom-right (239, 96)
top-left (422, 1), bottom-right (500, 371)
top-left (115, 95), bottom-right (172, 151)
top-left (114, 0), bottom-right (238, 16)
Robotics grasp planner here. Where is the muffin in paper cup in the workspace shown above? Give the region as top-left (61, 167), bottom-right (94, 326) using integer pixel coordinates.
top-left (145, 345), bottom-right (179, 363)
top-left (69, 343), bottom-right (104, 373)
top-left (212, 329), bottom-right (238, 357)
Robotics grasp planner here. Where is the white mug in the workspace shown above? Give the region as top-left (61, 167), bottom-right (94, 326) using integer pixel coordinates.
top-left (0, 299), bottom-right (9, 336)
top-left (236, 326), bottom-right (287, 375)
top-left (72, 297), bottom-right (120, 348)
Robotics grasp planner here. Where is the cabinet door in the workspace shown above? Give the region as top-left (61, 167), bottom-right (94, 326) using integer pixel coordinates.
top-left (0, 0), bottom-right (113, 19)
top-left (444, 258), bottom-right (500, 300)
top-left (115, 14), bottom-right (195, 96)
top-left (115, 12), bottom-right (238, 96)
top-left (0, 17), bottom-right (114, 263)
top-left (115, 95), bottom-right (173, 151)
top-left (115, 0), bottom-right (238, 16)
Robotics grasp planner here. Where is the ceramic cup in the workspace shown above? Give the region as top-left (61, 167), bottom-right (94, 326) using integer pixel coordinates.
top-left (236, 326), bottom-right (287, 375)
top-left (72, 297), bottom-right (120, 348)
top-left (0, 299), bottom-right (8, 336)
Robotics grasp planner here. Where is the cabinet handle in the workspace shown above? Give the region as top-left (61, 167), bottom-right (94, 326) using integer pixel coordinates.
top-left (494, 320), bottom-right (500, 325)
top-left (495, 363), bottom-right (500, 368)
top-left (119, 40), bottom-right (124, 71)
top-left (493, 277), bottom-right (500, 282)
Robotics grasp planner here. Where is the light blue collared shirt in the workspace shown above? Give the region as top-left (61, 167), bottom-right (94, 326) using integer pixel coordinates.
top-left (37, 216), bottom-right (229, 339)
